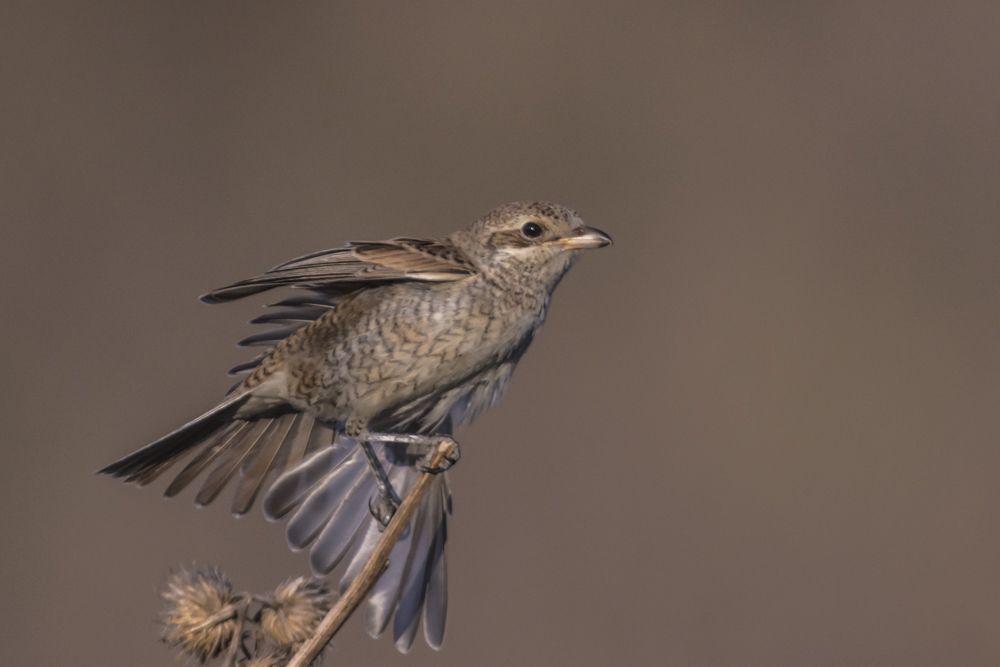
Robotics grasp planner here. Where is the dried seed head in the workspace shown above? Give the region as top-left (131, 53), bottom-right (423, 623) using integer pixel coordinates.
top-left (160, 567), bottom-right (240, 663)
top-left (260, 577), bottom-right (332, 647)
top-left (246, 646), bottom-right (294, 667)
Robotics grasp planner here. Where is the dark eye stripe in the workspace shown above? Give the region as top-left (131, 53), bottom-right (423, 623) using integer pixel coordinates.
top-left (488, 229), bottom-right (534, 249)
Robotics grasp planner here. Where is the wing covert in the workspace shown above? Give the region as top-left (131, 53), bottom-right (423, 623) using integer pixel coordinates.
top-left (200, 238), bottom-right (476, 304)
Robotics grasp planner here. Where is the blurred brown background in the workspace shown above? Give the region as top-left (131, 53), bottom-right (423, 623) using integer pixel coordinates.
top-left (2, 1), bottom-right (999, 665)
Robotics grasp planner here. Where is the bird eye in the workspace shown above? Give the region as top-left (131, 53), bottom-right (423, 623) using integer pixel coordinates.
top-left (521, 222), bottom-right (543, 239)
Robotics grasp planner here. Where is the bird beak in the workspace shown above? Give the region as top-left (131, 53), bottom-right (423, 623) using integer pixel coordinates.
top-left (550, 226), bottom-right (613, 250)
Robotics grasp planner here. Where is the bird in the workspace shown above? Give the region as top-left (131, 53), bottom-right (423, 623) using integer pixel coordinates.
top-left (98, 201), bottom-right (612, 652)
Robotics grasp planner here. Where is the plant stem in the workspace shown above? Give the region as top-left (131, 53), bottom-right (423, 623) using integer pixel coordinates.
top-left (220, 599), bottom-right (248, 667)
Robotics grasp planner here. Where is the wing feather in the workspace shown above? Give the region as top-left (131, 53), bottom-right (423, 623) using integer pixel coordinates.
top-left (200, 238), bottom-right (476, 304)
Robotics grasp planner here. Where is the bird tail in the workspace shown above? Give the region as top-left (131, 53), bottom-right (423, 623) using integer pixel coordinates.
top-left (97, 394), bottom-right (340, 516)
top-left (100, 398), bottom-right (450, 651)
top-left (97, 393), bottom-right (251, 484)
top-left (263, 436), bottom-right (451, 652)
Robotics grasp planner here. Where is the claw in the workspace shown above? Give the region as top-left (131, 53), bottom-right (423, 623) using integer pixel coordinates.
top-left (369, 492), bottom-right (399, 529)
top-left (418, 440), bottom-right (461, 474)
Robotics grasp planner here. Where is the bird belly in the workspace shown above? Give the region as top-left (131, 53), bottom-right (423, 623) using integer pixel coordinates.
top-left (257, 280), bottom-right (541, 429)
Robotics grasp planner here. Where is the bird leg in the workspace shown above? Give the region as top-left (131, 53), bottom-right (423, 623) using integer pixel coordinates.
top-left (357, 432), bottom-right (460, 527)
top-left (365, 433), bottom-right (461, 474)
top-left (357, 438), bottom-right (402, 527)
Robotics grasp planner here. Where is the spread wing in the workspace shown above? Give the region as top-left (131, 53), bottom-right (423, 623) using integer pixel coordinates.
top-left (200, 237), bottom-right (477, 304)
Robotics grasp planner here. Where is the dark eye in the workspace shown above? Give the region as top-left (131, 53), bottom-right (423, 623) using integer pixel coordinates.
top-left (521, 222), bottom-right (543, 238)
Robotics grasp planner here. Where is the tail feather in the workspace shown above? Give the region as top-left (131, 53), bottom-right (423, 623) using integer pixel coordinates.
top-left (194, 418), bottom-right (274, 507)
top-left (123, 447), bottom-right (195, 487)
top-left (286, 450), bottom-right (367, 550)
top-left (231, 412), bottom-right (296, 516)
top-left (422, 503), bottom-right (448, 650)
top-left (281, 413), bottom-right (317, 472)
top-left (100, 395), bottom-right (334, 520)
top-left (263, 438), bottom-right (451, 652)
top-left (309, 465), bottom-right (377, 575)
top-left (97, 394), bottom-right (333, 516)
top-left (304, 420), bottom-right (336, 457)
top-left (163, 422), bottom-right (248, 498)
top-left (263, 439), bottom-right (354, 521)
top-left (365, 525), bottom-right (414, 638)
top-left (340, 519), bottom-right (382, 593)
top-left (97, 393), bottom-right (250, 480)
top-left (393, 478), bottom-right (445, 652)
top-left (365, 465), bottom-right (421, 638)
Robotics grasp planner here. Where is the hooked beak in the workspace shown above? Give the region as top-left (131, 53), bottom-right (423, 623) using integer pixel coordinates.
top-left (550, 226), bottom-right (613, 250)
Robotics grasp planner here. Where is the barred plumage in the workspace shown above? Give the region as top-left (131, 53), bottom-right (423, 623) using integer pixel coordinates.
top-left (99, 201), bottom-right (611, 652)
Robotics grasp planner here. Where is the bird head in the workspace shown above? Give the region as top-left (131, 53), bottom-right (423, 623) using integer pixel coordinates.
top-left (452, 201), bottom-right (612, 292)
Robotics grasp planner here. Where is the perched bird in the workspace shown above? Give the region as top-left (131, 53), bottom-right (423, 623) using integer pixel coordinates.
top-left (99, 201), bottom-right (611, 652)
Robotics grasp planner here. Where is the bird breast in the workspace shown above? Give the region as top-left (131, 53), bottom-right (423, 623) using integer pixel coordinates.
top-left (273, 277), bottom-right (547, 423)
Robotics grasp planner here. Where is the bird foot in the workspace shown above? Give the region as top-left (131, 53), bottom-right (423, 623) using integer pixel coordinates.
top-left (365, 432), bottom-right (461, 474)
top-left (418, 440), bottom-right (461, 474)
top-left (369, 492), bottom-right (399, 529)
